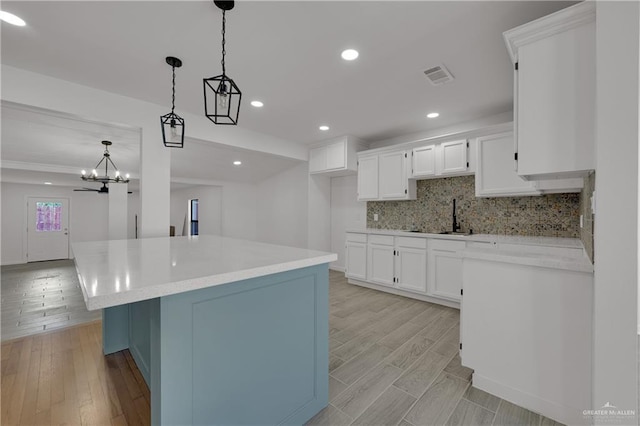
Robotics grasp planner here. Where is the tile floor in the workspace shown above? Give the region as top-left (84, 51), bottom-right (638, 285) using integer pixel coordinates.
top-left (1, 262), bottom-right (566, 425)
top-left (306, 270), bottom-right (565, 426)
top-left (1, 260), bottom-right (100, 341)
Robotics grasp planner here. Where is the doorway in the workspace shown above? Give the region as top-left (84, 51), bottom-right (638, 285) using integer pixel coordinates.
top-left (26, 197), bottom-right (70, 262)
top-left (190, 198), bottom-right (199, 236)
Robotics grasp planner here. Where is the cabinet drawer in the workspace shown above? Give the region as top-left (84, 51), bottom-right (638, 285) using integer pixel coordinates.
top-left (498, 243), bottom-right (584, 259)
top-left (429, 239), bottom-right (466, 252)
top-left (369, 234), bottom-right (395, 246)
top-left (395, 236), bottom-right (427, 249)
top-left (466, 241), bottom-right (497, 249)
top-left (346, 233), bottom-right (367, 243)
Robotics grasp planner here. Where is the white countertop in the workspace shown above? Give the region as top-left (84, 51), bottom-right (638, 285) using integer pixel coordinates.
top-left (72, 235), bottom-right (337, 311)
top-left (346, 228), bottom-right (584, 249)
top-left (462, 247), bottom-right (594, 273)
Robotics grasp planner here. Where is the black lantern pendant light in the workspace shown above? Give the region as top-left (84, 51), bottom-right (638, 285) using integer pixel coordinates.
top-left (203, 0), bottom-right (242, 125)
top-left (161, 56), bottom-right (185, 148)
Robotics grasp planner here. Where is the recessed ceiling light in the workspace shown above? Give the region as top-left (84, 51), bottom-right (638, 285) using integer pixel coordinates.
top-left (0, 11), bottom-right (26, 26)
top-left (427, 112), bottom-right (440, 119)
top-left (233, 161), bottom-right (242, 166)
top-left (341, 49), bottom-right (359, 61)
top-left (44, 182), bottom-right (52, 185)
top-left (319, 125), bottom-right (330, 131)
top-left (250, 100), bottom-right (264, 108)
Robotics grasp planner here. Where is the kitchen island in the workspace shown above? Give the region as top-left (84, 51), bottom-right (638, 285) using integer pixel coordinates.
top-left (72, 235), bottom-right (337, 425)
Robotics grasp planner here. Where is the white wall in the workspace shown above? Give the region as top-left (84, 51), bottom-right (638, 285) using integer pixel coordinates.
top-left (593, 2), bottom-right (639, 420)
top-left (1, 182), bottom-right (109, 265)
top-left (330, 175), bottom-right (367, 271)
top-left (308, 174), bottom-right (331, 252)
top-left (1, 66), bottom-right (307, 240)
top-left (256, 163), bottom-right (308, 248)
top-left (170, 186), bottom-right (222, 236)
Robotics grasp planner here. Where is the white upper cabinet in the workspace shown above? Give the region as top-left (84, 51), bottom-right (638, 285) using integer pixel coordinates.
top-left (411, 145), bottom-right (436, 178)
top-left (379, 151), bottom-right (409, 199)
top-left (475, 132), bottom-right (540, 197)
top-left (357, 150), bottom-right (416, 201)
top-left (438, 140), bottom-right (468, 175)
top-left (357, 155), bottom-right (379, 201)
top-left (504, 2), bottom-right (595, 180)
top-left (411, 140), bottom-right (470, 179)
top-left (309, 135), bottom-right (366, 177)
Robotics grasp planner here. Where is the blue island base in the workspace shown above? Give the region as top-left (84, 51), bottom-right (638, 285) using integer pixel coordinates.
top-left (102, 264), bottom-right (329, 425)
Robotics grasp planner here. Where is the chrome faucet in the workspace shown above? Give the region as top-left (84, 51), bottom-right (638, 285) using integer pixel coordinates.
top-left (452, 199), bottom-right (461, 233)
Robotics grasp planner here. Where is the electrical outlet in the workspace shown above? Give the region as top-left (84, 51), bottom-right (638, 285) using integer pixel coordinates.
top-left (374, 214), bottom-right (379, 221)
top-left (580, 214), bottom-right (584, 228)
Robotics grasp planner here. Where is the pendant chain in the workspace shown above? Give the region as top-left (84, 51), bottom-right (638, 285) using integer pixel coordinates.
top-left (171, 65), bottom-right (176, 114)
top-left (221, 9), bottom-right (226, 76)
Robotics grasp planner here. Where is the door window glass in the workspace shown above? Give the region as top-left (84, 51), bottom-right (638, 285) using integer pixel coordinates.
top-left (35, 202), bottom-right (62, 232)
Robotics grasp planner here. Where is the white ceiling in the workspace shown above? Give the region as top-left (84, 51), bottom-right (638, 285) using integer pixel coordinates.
top-left (1, 102), bottom-right (301, 186)
top-left (0, 0), bottom-right (576, 146)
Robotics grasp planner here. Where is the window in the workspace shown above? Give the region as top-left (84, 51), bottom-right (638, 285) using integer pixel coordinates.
top-left (190, 199), bottom-right (199, 236)
top-left (35, 202), bottom-right (62, 232)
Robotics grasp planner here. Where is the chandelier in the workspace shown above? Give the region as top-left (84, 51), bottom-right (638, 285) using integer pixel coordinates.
top-left (203, 0), bottom-right (242, 125)
top-left (80, 140), bottom-right (130, 184)
top-left (161, 56), bottom-right (185, 148)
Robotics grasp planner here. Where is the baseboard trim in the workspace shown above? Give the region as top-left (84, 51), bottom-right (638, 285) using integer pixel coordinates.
top-left (472, 373), bottom-right (590, 426)
top-left (347, 278), bottom-right (460, 309)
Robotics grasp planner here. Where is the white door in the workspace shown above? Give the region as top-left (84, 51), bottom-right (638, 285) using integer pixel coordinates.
top-left (367, 244), bottom-right (394, 287)
top-left (325, 141), bottom-right (346, 170)
top-left (379, 151), bottom-right (407, 199)
top-left (438, 140), bottom-right (468, 175)
top-left (475, 132), bottom-right (540, 197)
top-left (309, 146), bottom-right (327, 173)
top-left (357, 155), bottom-right (379, 200)
top-left (27, 197), bottom-right (70, 262)
top-left (427, 240), bottom-right (465, 301)
top-left (345, 241), bottom-right (367, 280)
top-left (412, 145), bottom-right (436, 177)
top-left (396, 247), bottom-right (428, 294)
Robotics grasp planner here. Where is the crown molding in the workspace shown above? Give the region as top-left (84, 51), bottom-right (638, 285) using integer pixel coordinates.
top-left (503, 1), bottom-right (596, 63)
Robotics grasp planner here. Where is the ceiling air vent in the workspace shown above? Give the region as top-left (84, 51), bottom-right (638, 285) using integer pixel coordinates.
top-left (423, 64), bottom-right (454, 86)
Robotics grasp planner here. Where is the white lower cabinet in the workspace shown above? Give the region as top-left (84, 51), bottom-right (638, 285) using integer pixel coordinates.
top-left (427, 239), bottom-right (465, 302)
top-left (367, 235), bottom-right (395, 287)
top-left (345, 233), bottom-right (367, 280)
top-left (395, 242), bottom-right (428, 294)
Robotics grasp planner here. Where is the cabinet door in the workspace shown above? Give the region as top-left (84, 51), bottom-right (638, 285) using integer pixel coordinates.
top-left (428, 240), bottom-right (465, 301)
top-left (438, 140), bottom-right (468, 175)
top-left (516, 22), bottom-right (595, 177)
top-left (412, 145), bottom-right (436, 177)
top-left (345, 242), bottom-right (367, 280)
top-left (379, 151), bottom-right (407, 199)
top-left (326, 141), bottom-right (346, 170)
top-left (309, 146), bottom-right (327, 173)
top-left (475, 132), bottom-right (540, 197)
top-left (396, 247), bottom-right (427, 294)
top-left (357, 156), bottom-right (379, 201)
top-left (367, 244), bottom-right (394, 287)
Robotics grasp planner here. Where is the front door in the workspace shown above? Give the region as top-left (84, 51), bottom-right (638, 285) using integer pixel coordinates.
top-left (27, 197), bottom-right (70, 262)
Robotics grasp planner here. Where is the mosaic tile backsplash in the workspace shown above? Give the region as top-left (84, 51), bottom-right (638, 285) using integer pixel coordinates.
top-left (367, 175), bottom-right (581, 238)
top-left (579, 172), bottom-right (595, 262)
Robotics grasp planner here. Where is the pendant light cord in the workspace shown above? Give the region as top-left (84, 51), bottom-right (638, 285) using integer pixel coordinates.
top-left (221, 9), bottom-right (226, 76)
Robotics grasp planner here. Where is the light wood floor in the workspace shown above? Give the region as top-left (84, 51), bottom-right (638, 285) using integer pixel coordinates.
top-left (1, 321), bottom-right (149, 426)
top-left (2, 269), bottom-right (559, 425)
